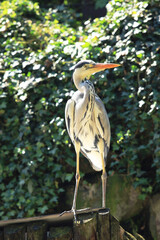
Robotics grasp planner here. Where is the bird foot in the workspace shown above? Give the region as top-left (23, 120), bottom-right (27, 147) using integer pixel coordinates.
top-left (59, 208), bottom-right (74, 216)
top-left (59, 208), bottom-right (77, 221)
top-left (59, 207), bottom-right (91, 222)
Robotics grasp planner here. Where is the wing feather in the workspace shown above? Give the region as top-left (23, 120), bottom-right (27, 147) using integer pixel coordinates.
top-left (65, 99), bottom-right (75, 142)
top-left (94, 96), bottom-right (111, 151)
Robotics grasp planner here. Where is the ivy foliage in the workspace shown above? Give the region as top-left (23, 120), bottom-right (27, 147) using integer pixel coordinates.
top-left (0, 0), bottom-right (160, 219)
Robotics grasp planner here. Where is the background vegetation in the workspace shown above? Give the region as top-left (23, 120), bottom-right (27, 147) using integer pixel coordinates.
top-left (0, 0), bottom-right (160, 236)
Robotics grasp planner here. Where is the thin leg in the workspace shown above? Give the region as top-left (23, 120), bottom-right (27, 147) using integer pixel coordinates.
top-left (59, 141), bottom-right (81, 218)
top-left (101, 153), bottom-right (107, 208)
top-left (72, 141), bottom-right (81, 215)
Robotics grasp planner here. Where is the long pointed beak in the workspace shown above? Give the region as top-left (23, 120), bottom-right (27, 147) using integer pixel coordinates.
top-left (93, 63), bottom-right (120, 71)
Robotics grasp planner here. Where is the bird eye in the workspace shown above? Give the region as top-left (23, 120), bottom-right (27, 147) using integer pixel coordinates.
top-left (85, 64), bottom-right (93, 69)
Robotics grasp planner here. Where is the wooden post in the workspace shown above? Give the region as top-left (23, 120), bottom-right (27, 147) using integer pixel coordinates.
top-left (0, 231), bottom-right (3, 240)
top-left (48, 226), bottom-right (73, 240)
top-left (27, 222), bottom-right (47, 240)
top-left (97, 209), bottom-right (110, 240)
top-left (73, 211), bottom-right (97, 240)
top-left (110, 214), bottom-right (120, 240)
top-left (4, 224), bottom-right (25, 240)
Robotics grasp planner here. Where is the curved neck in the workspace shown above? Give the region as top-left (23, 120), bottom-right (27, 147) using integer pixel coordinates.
top-left (73, 71), bottom-right (95, 93)
top-left (73, 72), bottom-right (95, 117)
top-left (73, 71), bottom-right (85, 92)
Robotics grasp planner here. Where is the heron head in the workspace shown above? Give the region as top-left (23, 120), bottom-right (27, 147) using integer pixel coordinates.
top-left (73, 60), bottom-right (120, 80)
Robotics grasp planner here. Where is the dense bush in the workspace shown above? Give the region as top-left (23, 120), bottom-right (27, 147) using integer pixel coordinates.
top-left (0, 0), bottom-right (159, 219)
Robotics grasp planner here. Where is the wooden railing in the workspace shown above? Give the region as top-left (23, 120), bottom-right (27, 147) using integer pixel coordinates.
top-left (0, 208), bottom-right (144, 240)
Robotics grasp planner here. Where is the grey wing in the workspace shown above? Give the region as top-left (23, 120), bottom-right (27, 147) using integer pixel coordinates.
top-left (65, 98), bottom-right (76, 143)
top-left (94, 95), bottom-right (111, 156)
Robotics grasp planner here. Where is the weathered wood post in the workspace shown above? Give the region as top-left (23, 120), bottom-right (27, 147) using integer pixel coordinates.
top-left (73, 210), bottom-right (97, 240)
top-left (97, 209), bottom-right (110, 240)
top-left (27, 222), bottom-right (47, 240)
top-left (48, 226), bottom-right (73, 240)
top-left (4, 224), bottom-right (26, 240)
top-left (0, 231), bottom-right (3, 240)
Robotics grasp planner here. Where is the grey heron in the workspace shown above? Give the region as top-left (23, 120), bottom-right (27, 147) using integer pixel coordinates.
top-left (65, 60), bottom-right (120, 215)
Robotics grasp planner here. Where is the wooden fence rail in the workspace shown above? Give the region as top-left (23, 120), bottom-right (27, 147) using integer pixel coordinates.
top-left (0, 208), bottom-right (144, 240)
